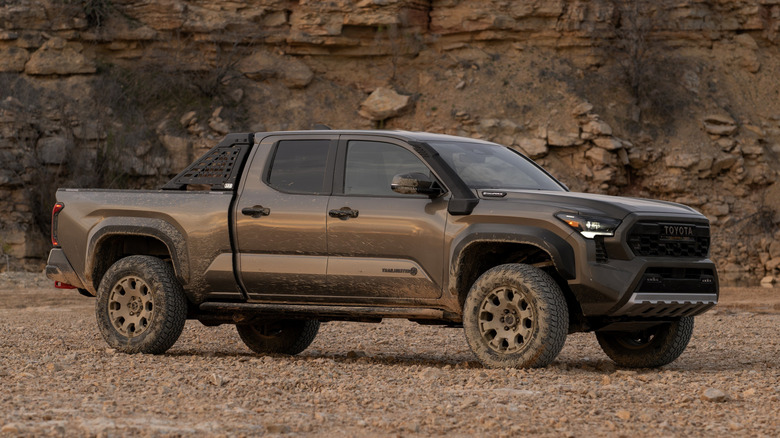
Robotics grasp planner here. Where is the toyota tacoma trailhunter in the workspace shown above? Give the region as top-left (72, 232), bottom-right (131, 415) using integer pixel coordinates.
top-left (46, 130), bottom-right (719, 368)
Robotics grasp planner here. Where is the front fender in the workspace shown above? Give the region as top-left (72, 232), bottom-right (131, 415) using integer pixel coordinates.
top-left (450, 223), bottom-right (577, 283)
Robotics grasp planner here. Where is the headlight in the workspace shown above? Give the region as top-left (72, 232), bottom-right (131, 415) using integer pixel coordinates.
top-left (555, 212), bottom-right (621, 238)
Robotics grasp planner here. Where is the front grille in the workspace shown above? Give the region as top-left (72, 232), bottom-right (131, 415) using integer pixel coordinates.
top-left (627, 222), bottom-right (710, 258)
top-left (635, 267), bottom-right (717, 294)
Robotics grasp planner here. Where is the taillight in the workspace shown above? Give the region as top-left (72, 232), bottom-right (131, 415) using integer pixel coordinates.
top-left (51, 202), bottom-right (64, 247)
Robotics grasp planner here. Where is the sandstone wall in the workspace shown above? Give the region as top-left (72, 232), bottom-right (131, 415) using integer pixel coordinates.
top-left (1, 0), bottom-right (779, 283)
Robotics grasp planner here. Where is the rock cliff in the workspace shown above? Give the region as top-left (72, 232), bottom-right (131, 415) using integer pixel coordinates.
top-left (1, 0), bottom-right (779, 283)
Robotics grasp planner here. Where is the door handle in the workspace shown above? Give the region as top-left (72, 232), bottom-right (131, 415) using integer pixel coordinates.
top-left (329, 208), bottom-right (359, 220)
top-left (241, 205), bottom-right (271, 218)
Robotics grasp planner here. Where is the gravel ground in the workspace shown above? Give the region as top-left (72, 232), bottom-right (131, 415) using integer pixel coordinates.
top-left (0, 273), bottom-right (778, 437)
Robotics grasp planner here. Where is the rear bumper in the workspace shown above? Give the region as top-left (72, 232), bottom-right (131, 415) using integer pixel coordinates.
top-left (45, 249), bottom-right (86, 290)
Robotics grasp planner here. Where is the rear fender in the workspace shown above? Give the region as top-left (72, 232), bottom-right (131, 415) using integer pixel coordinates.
top-left (85, 217), bottom-right (189, 290)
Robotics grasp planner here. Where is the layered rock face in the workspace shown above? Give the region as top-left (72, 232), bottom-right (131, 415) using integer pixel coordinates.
top-left (1, 0), bottom-right (779, 283)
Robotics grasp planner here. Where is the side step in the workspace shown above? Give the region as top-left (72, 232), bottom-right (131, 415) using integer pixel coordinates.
top-left (198, 302), bottom-right (458, 322)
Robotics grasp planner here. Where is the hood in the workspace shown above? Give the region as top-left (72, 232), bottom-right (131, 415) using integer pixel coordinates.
top-left (478, 189), bottom-right (704, 220)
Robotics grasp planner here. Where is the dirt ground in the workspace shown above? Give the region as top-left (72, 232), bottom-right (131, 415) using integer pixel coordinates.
top-left (0, 273), bottom-right (778, 437)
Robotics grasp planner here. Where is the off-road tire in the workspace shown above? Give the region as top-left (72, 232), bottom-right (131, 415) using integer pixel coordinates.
top-left (96, 256), bottom-right (187, 354)
top-left (236, 319), bottom-right (320, 355)
top-left (463, 264), bottom-right (569, 368)
top-left (596, 316), bottom-right (694, 368)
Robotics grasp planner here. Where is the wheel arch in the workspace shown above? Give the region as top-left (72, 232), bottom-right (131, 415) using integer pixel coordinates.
top-left (449, 226), bottom-right (576, 309)
top-left (85, 217), bottom-right (189, 293)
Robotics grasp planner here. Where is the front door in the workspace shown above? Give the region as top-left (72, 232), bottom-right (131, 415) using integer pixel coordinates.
top-left (234, 136), bottom-right (337, 300)
top-left (326, 137), bottom-right (448, 301)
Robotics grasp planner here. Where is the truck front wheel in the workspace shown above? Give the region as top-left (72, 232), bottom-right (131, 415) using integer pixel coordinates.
top-left (96, 256), bottom-right (187, 354)
top-left (463, 264), bottom-right (569, 368)
top-left (236, 319), bottom-right (320, 355)
top-left (596, 316), bottom-right (694, 368)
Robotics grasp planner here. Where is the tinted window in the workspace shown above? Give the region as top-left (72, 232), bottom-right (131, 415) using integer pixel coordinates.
top-left (267, 140), bottom-right (330, 194)
top-left (429, 141), bottom-right (565, 191)
top-left (344, 141), bottom-right (431, 196)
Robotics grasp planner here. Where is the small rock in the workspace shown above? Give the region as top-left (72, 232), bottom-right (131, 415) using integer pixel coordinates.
top-left (547, 131), bottom-right (581, 147)
top-left (210, 373), bottom-right (224, 386)
top-left (716, 138), bottom-right (737, 151)
top-left (586, 147), bottom-right (612, 164)
top-left (592, 137), bottom-right (622, 150)
top-left (664, 153), bottom-right (699, 169)
top-left (703, 114), bottom-right (738, 136)
top-left (0, 46), bottom-right (29, 72)
top-left (735, 34), bottom-right (758, 50)
top-left (105, 348), bottom-right (117, 355)
top-left (1, 424), bottom-right (20, 434)
top-left (616, 410), bottom-right (631, 420)
top-left (515, 138), bottom-right (548, 158)
top-left (209, 119), bottom-right (230, 135)
top-left (358, 87), bottom-right (411, 121)
top-left (760, 276), bottom-right (776, 286)
top-left (180, 111), bottom-right (197, 127)
top-left (571, 102), bottom-right (593, 116)
top-left (701, 388), bottom-right (729, 402)
top-left (770, 241), bottom-right (780, 258)
top-left (582, 120), bottom-right (613, 136)
top-left (265, 424), bottom-right (291, 434)
top-left (742, 388), bottom-right (757, 397)
top-left (455, 80), bottom-right (466, 90)
top-left (229, 88), bottom-right (244, 103)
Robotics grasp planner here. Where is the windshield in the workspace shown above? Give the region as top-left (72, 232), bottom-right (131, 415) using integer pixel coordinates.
top-left (428, 141), bottom-right (566, 191)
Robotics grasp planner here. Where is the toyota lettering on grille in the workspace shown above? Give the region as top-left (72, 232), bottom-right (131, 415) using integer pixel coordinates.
top-left (663, 225), bottom-right (694, 236)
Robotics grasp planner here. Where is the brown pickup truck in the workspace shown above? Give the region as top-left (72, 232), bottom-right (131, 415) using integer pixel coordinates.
top-left (46, 130), bottom-right (718, 368)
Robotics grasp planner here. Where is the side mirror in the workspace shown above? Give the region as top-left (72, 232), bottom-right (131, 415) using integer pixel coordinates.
top-left (391, 173), bottom-right (444, 197)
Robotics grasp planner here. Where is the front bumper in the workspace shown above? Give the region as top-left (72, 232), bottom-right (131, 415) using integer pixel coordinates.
top-left (570, 257), bottom-right (718, 317)
top-left (45, 248), bottom-right (86, 290)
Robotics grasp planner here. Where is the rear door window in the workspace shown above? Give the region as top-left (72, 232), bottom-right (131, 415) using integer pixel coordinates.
top-left (267, 140), bottom-right (331, 194)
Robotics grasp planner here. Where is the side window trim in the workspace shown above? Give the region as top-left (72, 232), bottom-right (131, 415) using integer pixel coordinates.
top-left (262, 138), bottom-right (338, 195)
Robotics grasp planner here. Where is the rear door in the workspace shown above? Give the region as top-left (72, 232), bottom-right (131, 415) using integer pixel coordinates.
top-left (326, 136), bottom-right (449, 301)
top-left (234, 134), bottom-right (337, 299)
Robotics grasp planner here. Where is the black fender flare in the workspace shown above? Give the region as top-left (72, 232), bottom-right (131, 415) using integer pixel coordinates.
top-left (449, 224), bottom-right (576, 292)
top-left (85, 217), bottom-right (190, 289)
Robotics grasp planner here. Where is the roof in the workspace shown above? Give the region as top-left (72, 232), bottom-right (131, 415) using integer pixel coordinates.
top-left (254, 130), bottom-right (496, 145)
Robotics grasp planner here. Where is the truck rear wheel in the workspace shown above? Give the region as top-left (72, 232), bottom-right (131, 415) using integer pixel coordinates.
top-left (463, 264), bottom-right (569, 368)
top-left (236, 319), bottom-right (320, 355)
top-left (596, 316), bottom-right (694, 368)
top-left (96, 256), bottom-right (187, 354)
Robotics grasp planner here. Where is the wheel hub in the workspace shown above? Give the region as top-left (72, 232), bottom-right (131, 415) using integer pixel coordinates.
top-left (128, 297), bottom-right (142, 315)
top-left (107, 275), bottom-right (154, 338)
top-left (478, 286), bottom-right (535, 353)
